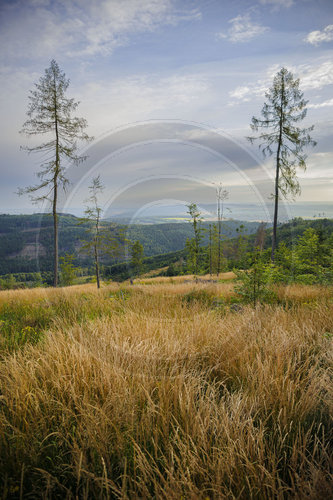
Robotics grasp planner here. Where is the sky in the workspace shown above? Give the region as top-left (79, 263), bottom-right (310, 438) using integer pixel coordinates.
top-left (0, 0), bottom-right (333, 221)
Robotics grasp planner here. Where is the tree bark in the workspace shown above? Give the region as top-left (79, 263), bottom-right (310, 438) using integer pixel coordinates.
top-left (53, 181), bottom-right (58, 287)
top-left (209, 225), bottom-right (212, 276)
top-left (217, 197), bottom-right (221, 276)
top-left (94, 241), bottom-right (100, 289)
top-left (53, 74), bottom-right (59, 287)
top-left (95, 213), bottom-right (100, 289)
top-left (271, 154), bottom-right (280, 262)
top-left (271, 75), bottom-right (285, 263)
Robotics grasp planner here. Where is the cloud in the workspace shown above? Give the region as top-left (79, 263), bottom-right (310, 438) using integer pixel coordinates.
top-left (259, 0), bottom-right (293, 8)
top-left (78, 72), bottom-right (210, 132)
top-left (0, 0), bottom-right (201, 61)
top-left (304, 25), bottom-right (333, 46)
top-left (296, 61), bottom-right (333, 90)
top-left (229, 85), bottom-right (254, 102)
top-left (216, 13), bottom-right (269, 43)
top-left (308, 98), bottom-right (333, 109)
top-left (300, 152), bottom-right (333, 180)
top-left (229, 60), bottom-right (333, 103)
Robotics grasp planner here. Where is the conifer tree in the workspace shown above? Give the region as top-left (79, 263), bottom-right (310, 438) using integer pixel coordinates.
top-left (19, 60), bottom-right (92, 286)
top-left (248, 68), bottom-right (316, 261)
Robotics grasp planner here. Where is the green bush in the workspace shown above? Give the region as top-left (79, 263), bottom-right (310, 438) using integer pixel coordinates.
top-left (234, 251), bottom-right (276, 307)
top-left (295, 274), bottom-right (317, 285)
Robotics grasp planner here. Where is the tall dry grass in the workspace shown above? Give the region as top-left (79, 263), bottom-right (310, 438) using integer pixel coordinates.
top-left (133, 271), bottom-right (236, 285)
top-left (0, 283), bottom-right (332, 498)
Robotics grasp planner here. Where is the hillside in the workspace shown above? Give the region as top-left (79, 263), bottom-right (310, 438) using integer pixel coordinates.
top-left (0, 213), bottom-right (260, 275)
top-left (0, 214), bottom-right (332, 285)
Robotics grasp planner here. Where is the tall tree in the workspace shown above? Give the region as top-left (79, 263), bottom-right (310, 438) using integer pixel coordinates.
top-left (19, 60), bottom-right (92, 286)
top-left (248, 67), bottom-right (316, 261)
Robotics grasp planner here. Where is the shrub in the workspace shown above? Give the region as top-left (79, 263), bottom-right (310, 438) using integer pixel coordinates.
top-left (234, 252), bottom-right (276, 306)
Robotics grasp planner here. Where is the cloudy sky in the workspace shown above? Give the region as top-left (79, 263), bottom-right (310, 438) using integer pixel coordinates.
top-left (0, 0), bottom-right (332, 220)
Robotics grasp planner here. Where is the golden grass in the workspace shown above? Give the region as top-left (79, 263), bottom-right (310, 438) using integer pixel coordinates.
top-left (0, 282), bottom-right (332, 498)
top-left (275, 283), bottom-right (333, 303)
top-left (133, 271), bottom-right (236, 285)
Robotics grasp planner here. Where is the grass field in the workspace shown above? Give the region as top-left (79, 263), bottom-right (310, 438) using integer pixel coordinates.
top-left (0, 280), bottom-right (332, 498)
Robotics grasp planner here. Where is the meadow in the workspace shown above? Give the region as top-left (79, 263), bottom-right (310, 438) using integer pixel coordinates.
top-left (0, 279), bottom-right (332, 499)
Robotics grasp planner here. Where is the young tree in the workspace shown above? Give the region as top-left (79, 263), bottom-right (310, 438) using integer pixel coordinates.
top-left (234, 249), bottom-right (273, 307)
top-left (235, 224), bottom-right (248, 268)
top-left (59, 254), bottom-right (78, 286)
top-left (82, 176), bottom-right (104, 289)
top-left (19, 60), bottom-right (92, 287)
top-left (248, 67), bottom-right (316, 261)
top-left (186, 203), bottom-right (205, 276)
top-left (207, 223), bottom-right (220, 276)
top-left (131, 240), bottom-right (144, 277)
top-left (235, 226), bottom-right (274, 307)
top-left (274, 241), bottom-right (294, 282)
top-left (295, 227), bottom-right (321, 279)
top-left (216, 184), bottom-right (228, 276)
top-left (80, 176), bottom-right (125, 288)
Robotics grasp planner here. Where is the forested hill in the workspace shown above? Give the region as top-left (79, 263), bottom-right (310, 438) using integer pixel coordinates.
top-left (101, 217), bottom-right (333, 281)
top-left (0, 213), bottom-right (260, 274)
top-left (1, 213), bottom-right (332, 278)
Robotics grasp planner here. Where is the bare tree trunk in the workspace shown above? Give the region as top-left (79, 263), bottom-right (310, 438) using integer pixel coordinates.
top-left (271, 76), bottom-right (284, 263)
top-left (271, 155), bottom-right (280, 262)
top-left (95, 213), bottom-right (100, 289)
top-left (53, 76), bottom-right (59, 287)
top-left (209, 224), bottom-right (212, 276)
top-left (94, 241), bottom-right (100, 289)
top-left (53, 181), bottom-right (58, 287)
top-left (194, 218), bottom-right (198, 276)
top-left (217, 197), bottom-right (221, 276)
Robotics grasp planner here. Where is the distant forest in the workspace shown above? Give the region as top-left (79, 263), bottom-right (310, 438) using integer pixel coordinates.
top-left (0, 213), bottom-right (260, 274)
top-left (0, 213), bottom-right (332, 285)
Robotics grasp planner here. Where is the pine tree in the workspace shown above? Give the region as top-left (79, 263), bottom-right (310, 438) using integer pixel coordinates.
top-left (248, 67), bottom-right (316, 261)
top-left (19, 60), bottom-right (92, 286)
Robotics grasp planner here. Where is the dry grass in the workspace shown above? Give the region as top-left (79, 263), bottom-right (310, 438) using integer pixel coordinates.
top-left (0, 282), bottom-right (332, 499)
top-left (133, 271), bottom-right (236, 285)
top-left (275, 283), bottom-right (333, 303)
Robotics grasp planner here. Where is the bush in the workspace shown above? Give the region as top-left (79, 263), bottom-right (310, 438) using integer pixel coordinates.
top-left (295, 274), bottom-right (317, 285)
top-left (234, 252), bottom-right (276, 306)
